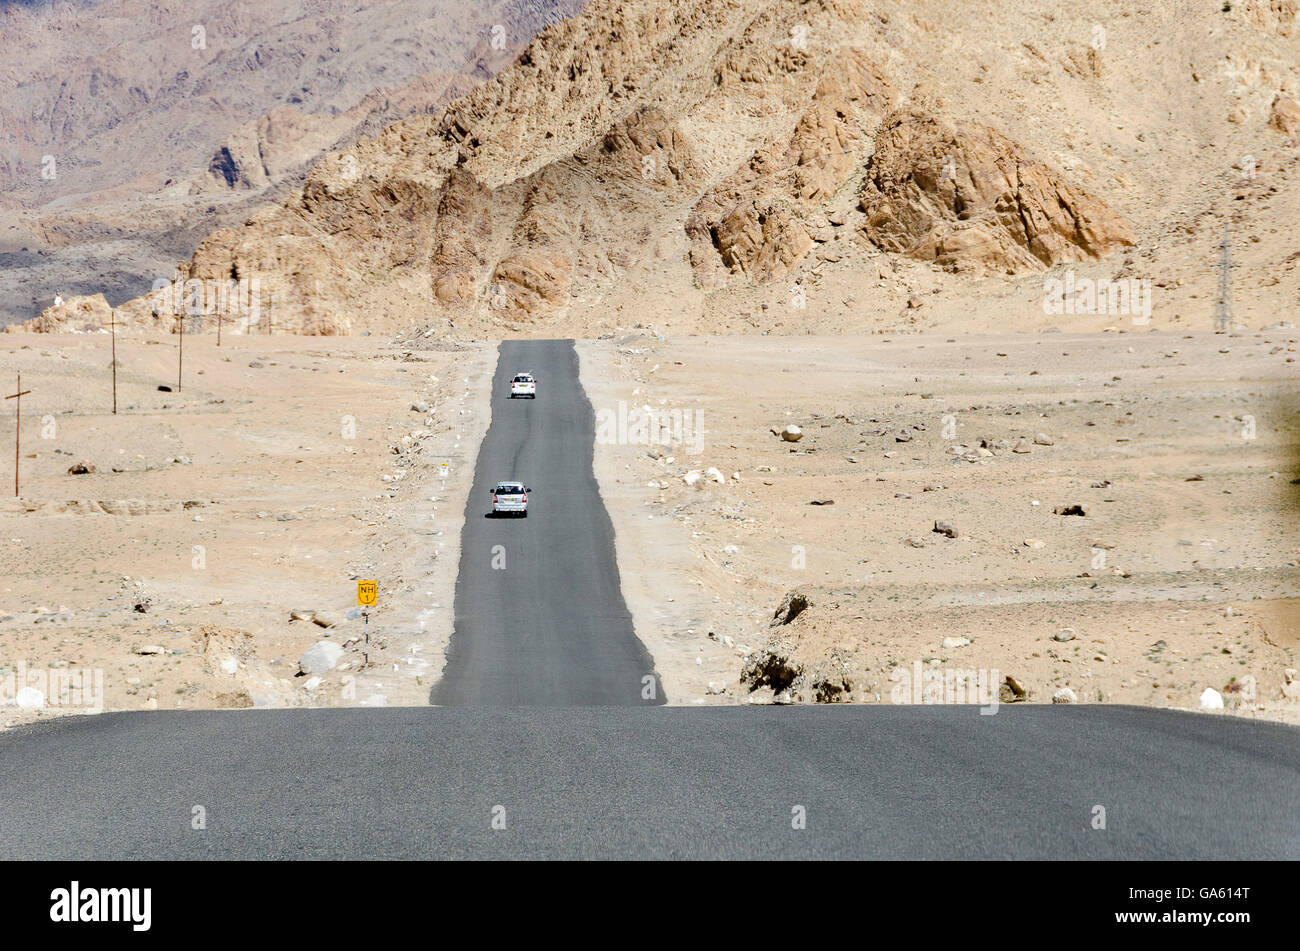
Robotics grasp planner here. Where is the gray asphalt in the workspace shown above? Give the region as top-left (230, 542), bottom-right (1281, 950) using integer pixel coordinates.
top-left (429, 339), bottom-right (662, 706)
top-left (0, 705), bottom-right (1295, 859)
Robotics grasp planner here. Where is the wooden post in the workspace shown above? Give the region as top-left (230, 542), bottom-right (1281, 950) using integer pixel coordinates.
top-left (175, 313), bottom-right (185, 392)
top-left (5, 372), bottom-right (32, 497)
top-left (103, 312), bottom-right (124, 414)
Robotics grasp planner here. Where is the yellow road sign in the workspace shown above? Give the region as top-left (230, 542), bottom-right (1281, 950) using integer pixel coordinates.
top-left (357, 580), bottom-right (378, 606)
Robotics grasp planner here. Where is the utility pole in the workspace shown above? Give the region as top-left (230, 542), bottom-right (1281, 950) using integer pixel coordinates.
top-left (5, 372), bottom-right (32, 497)
top-left (1213, 229), bottom-right (1235, 333)
top-left (173, 313), bottom-right (186, 392)
top-left (103, 311), bottom-right (124, 414)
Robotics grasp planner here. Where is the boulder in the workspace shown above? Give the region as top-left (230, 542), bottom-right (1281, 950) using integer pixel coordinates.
top-left (1269, 95), bottom-right (1300, 136)
top-left (299, 640), bottom-right (344, 676)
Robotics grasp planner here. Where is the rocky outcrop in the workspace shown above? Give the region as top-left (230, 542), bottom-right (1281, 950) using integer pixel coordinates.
top-left (687, 48), bottom-right (895, 288)
top-left (1269, 95), bottom-right (1300, 135)
top-left (7, 294), bottom-right (113, 333)
top-left (858, 109), bottom-right (1134, 274)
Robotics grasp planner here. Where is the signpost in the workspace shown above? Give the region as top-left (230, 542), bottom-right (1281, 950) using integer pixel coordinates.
top-left (357, 580), bottom-right (377, 668)
top-left (5, 372), bottom-right (32, 497)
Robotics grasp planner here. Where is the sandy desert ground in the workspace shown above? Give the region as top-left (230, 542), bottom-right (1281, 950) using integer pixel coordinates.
top-left (1, 323), bottom-right (1297, 726)
top-left (0, 329), bottom-right (495, 727)
top-left (581, 327), bottom-right (1300, 721)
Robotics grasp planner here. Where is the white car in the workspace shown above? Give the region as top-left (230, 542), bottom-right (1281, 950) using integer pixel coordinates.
top-left (491, 481), bottom-right (530, 517)
top-left (510, 372), bottom-right (536, 399)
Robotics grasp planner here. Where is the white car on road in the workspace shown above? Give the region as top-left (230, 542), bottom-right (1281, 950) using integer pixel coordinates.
top-left (491, 481), bottom-right (530, 517)
top-left (510, 372), bottom-right (536, 398)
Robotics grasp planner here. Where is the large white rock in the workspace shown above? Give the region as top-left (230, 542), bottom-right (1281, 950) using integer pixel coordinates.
top-left (1199, 687), bottom-right (1224, 710)
top-left (780, 425), bottom-right (803, 442)
top-left (299, 640), bottom-right (344, 676)
top-left (15, 687), bottom-right (45, 710)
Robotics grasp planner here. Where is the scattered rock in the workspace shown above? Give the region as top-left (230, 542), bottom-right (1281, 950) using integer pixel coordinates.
top-left (1051, 687), bottom-right (1077, 704)
top-left (1000, 676), bottom-right (1028, 702)
top-left (773, 592), bottom-right (810, 626)
top-left (1023, 538), bottom-right (1045, 549)
top-left (1054, 504), bottom-right (1087, 516)
top-left (1198, 687), bottom-right (1224, 710)
top-left (941, 636), bottom-right (970, 649)
top-left (779, 425), bottom-right (803, 442)
top-left (134, 644), bottom-right (166, 655)
top-left (298, 640), bottom-right (344, 676)
top-left (740, 650), bottom-right (802, 693)
top-left (932, 519), bottom-right (958, 538)
top-left (1052, 628), bottom-right (1076, 642)
top-left (1033, 433), bottom-right (1054, 446)
top-left (66, 463), bottom-right (96, 475)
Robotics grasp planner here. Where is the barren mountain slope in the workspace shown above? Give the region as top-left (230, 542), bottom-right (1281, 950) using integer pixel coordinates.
top-left (0, 0), bottom-right (586, 326)
top-left (17, 0), bottom-right (1300, 338)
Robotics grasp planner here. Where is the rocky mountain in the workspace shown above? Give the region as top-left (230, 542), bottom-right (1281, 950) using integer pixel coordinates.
top-left (0, 0), bottom-right (586, 326)
top-left (17, 0), bottom-right (1300, 337)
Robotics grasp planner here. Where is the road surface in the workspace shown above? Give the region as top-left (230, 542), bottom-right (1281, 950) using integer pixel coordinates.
top-left (429, 339), bottom-right (662, 705)
top-left (0, 705), bottom-right (1295, 859)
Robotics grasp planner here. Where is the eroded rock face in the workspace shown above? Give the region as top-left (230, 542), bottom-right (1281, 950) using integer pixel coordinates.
top-left (1269, 95), bottom-right (1300, 135)
top-left (858, 109), bottom-right (1134, 274)
top-left (687, 48), bottom-right (895, 288)
top-left (10, 293), bottom-right (113, 333)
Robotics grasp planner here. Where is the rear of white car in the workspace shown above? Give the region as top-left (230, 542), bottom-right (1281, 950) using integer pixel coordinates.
top-left (491, 482), bottom-right (529, 517)
top-left (510, 373), bottom-right (536, 399)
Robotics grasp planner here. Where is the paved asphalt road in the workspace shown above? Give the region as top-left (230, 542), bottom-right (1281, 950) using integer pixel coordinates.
top-left (0, 705), bottom-right (1295, 859)
top-left (429, 339), bottom-right (662, 706)
top-left (2, 338), bottom-right (1296, 860)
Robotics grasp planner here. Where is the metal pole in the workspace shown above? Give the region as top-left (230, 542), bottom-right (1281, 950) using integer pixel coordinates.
top-left (178, 315), bottom-right (184, 392)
